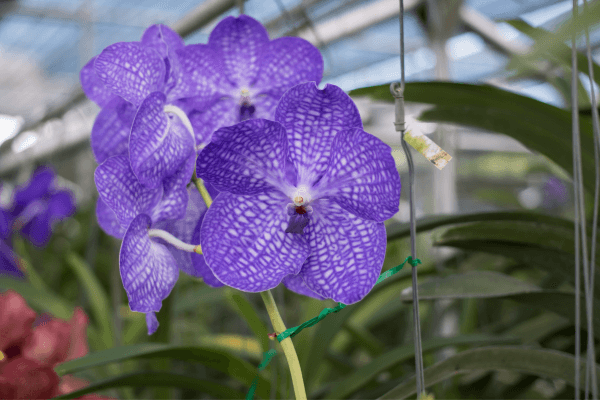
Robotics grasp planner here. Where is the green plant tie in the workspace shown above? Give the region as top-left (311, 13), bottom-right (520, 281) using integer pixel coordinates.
top-left (246, 256), bottom-right (421, 400)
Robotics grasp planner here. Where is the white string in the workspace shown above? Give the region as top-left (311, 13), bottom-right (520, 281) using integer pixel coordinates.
top-left (572, 1), bottom-right (582, 398)
top-left (392, 0), bottom-right (425, 396)
top-left (583, 0), bottom-right (600, 398)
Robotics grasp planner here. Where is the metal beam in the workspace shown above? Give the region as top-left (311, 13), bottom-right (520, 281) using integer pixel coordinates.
top-left (294, 0), bottom-right (422, 47)
top-left (459, 5), bottom-right (530, 56)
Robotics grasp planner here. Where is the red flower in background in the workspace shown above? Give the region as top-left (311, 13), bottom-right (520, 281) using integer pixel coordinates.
top-left (0, 290), bottom-right (112, 399)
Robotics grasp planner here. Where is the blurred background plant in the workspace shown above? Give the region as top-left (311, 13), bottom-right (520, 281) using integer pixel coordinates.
top-left (1, 0), bottom-right (600, 399)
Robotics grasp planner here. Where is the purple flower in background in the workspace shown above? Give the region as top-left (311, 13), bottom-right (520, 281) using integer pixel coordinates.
top-left (176, 15), bottom-right (323, 147)
top-left (542, 176), bottom-right (568, 209)
top-left (196, 82), bottom-right (400, 304)
top-left (94, 155), bottom-right (217, 334)
top-left (8, 166), bottom-right (75, 248)
top-left (0, 239), bottom-right (21, 278)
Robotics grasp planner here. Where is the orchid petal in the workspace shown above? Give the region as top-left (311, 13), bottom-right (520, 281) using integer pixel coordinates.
top-left (201, 191), bottom-right (310, 292)
top-left (91, 97), bottom-right (136, 163)
top-left (282, 273), bottom-right (325, 300)
top-left (120, 214), bottom-right (178, 313)
top-left (151, 153), bottom-right (195, 223)
top-left (94, 155), bottom-right (163, 228)
top-left (21, 210), bottom-right (51, 247)
top-left (188, 98), bottom-right (238, 147)
top-left (129, 92), bottom-right (195, 189)
top-left (208, 15), bottom-right (269, 87)
top-left (154, 187), bottom-right (207, 278)
top-left (80, 56), bottom-right (116, 108)
top-left (0, 207), bottom-right (12, 240)
top-left (0, 240), bottom-right (23, 279)
top-left (146, 312), bottom-right (159, 335)
top-left (196, 119), bottom-right (291, 195)
top-left (140, 25), bottom-right (189, 102)
top-left (191, 210), bottom-right (223, 286)
top-left (317, 128), bottom-right (400, 221)
top-left (141, 24), bottom-right (184, 59)
top-left (176, 44), bottom-right (233, 100)
top-left (251, 94), bottom-right (279, 120)
top-left (13, 166), bottom-right (54, 210)
top-left (274, 82), bottom-right (362, 186)
top-left (253, 37), bottom-right (323, 97)
top-left (94, 42), bottom-right (165, 107)
top-left (95, 198), bottom-right (125, 239)
top-left (47, 190), bottom-right (76, 221)
top-left (299, 199), bottom-right (386, 304)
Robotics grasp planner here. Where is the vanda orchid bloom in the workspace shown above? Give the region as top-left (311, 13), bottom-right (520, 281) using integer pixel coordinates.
top-left (81, 15), bottom-right (322, 190)
top-left (94, 155), bottom-right (216, 334)
top-left (197, 82), bottom-right (401, 304)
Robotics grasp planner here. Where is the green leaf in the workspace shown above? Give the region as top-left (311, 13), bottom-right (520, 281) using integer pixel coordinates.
top-left (399, 271), bottom-right (541, 300)
top-left (400, 272), bottom-right (600, 339)
top-left (225, 289), bottom-right (270, 353)
top-left (50, 372), bottom-right (244, 399)
top-left (350, 82), bottom-right (596, 193)
top-left (386, 211), bottom-right (572, 242)
top-left (302, 304), bottom-right (354, 391)
top-left (66, 253), bottom-right (115, 349)
top-left (325, 334), bottom-right (520, 400)
top-left (379, 346), bottom-right (598, 399)
top-left (435, 220), bottom-right (600, 298)
top-left (0, 277), bottom-right (72, 319)
top-left (54, 343), bottom-right (278, 399)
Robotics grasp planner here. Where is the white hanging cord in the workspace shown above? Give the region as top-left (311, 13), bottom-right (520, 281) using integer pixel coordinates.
top-left (571, 1), bottom-right (583, 398)
top-left (583, 0), bottom-right (600, 398)
top-left (391, 0), bottom-right (425, 396)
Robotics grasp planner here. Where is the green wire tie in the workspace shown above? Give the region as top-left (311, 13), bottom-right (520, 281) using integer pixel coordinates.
top-left (246, 256), bottom-right (421, 400)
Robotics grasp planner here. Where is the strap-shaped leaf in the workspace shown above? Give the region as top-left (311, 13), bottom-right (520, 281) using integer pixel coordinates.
top-left (400, 271), bottom-right (600, 340)
top-left (399, 271), bottom-right (540, 300)
top-left (379, 346), bottom-right (599, 399)
top-left (325, 335), bottom-right (519, 399)
top-left (54, 343), bottom-right (280, 399)
top-left (225, 289), bottom-right (270, 353)
top-left (66, 253), bottom-right (115, 349)
top-left (350, 82), bottom-right (597, 193)
top-left (50, 372), bottom-right (244, 399)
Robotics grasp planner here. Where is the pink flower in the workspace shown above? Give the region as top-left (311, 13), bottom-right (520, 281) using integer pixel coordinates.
top-left (0, 290), bottom-right (112, 399)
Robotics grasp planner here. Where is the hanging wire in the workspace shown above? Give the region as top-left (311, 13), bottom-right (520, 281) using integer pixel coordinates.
top-left (571, 1), bottom-right (583, 398)
top-left (238, 0), bottom-right (245, 15)
top-left (583, 0), bottom-right (600, 398)
top-left (390, 0), bottom-right (425, 396)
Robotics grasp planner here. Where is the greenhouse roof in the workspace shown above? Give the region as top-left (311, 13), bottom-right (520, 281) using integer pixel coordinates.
top-left (0, 0), bottom-right (598, 172)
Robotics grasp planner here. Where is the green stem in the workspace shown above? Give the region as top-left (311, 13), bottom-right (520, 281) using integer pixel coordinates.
top-left (193, 177), bottom-right (212, 208)
top-left (260, 290), bottom-right (307, 400)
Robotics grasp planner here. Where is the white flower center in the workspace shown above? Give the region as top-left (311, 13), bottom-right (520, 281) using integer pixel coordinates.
top-left (292, 185), bottom-right (312, 206)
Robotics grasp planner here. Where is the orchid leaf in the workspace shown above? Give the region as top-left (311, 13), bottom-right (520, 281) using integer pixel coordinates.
top-left (379, 346), bottom-right (599, 399)
top-left (50, 372), bottom-right (244, 399)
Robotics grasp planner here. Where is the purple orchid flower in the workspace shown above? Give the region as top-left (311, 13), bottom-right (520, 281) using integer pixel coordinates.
top-left (176, 15), bottom-right (323, 147)
top-left (94, 154), bottom-right (218, 334)
top-left (7, 166), bottom-right (75, 248)
top-left (81, 24), bottom-right (197, 190)
top-left (196, 82), bottom-right (401, 305)
top-left (0, 239), bottom-right (21, 279)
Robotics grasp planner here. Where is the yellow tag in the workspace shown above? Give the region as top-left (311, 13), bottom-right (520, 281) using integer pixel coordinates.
top-left (419, 392), bottom-right (435, 400)
top-left (0, 350), bottom-right (5, 361)
top-left (404, 129), bottom-right (452, 170)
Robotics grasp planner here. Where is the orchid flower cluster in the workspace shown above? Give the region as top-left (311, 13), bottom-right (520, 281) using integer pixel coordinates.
top-left (81, 15), bottom-right (400, 334)
top-left (0, 166), bottom-right (75, 278)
